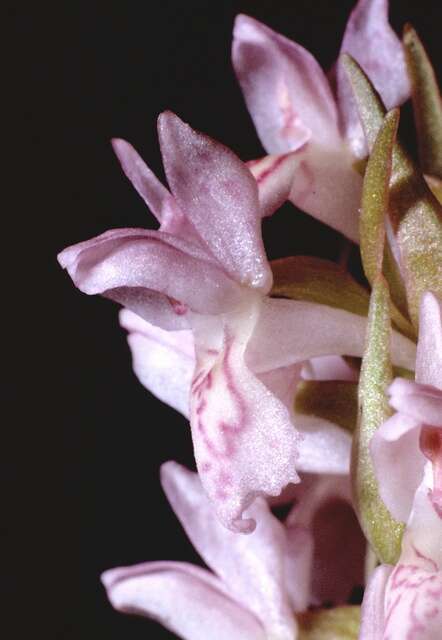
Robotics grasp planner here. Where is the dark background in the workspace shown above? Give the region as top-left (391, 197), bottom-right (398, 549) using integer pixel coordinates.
top-left (6, 1), bottom-right (441, 638)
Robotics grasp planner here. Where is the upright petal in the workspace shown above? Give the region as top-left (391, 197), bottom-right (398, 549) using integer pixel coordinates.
top-left (359, 565), bottom-right (391, 640)
top-left (58, 228), bottom-right (245, 325)
top-left (247, 152), bottom-right (299, 218)
top-left (189, 302), bottom-right (300, 533)
top-left (158, 112), bottom-right (272, 290)
top-left (337, 0), bottom-right (410, 157)
top-left (119, 309), bottom-right (195, 417)
top-left (161, 461), bottom-right (297, 640)
top-left (232, 15), bottom-right (340, 154)
top-left (102, 561), bottom-right (265, 640)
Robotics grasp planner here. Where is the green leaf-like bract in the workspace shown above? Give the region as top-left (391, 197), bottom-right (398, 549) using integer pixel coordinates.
top-left (351, 276), bottom-right (404, 564)
top-left (342, 54), bottom-right (442, 329)
top-left (271, 256), bottom-right (369, 316)
top-left (298, 606), bottom-right (360, 640)
top-left (404, 25), bottom-right (442, 179)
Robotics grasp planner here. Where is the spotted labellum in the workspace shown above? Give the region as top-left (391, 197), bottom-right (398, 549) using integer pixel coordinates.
top-left (59, 0), bottom-right (442, 638)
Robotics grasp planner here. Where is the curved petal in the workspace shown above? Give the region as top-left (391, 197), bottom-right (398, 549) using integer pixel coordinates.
top-left (337, 0), bottom-right (411, 157)
top-left (371, 411), bottom-right (425, 522)
top-left (160, 462), bottom-right (297, 640)
top-left (283, 525), bottom-right (313, 612)
top-left (190, 303), bottom-right (300, 534)
top-left (247, 152), bottom-right (299, 218)
top-left (158, 111), bottom-right (272, 291)
top-left (232, 14), bottom-right (340, 154)
top-left (388, 378), bottom-right (442, 425)
top-left (101, 560), bottom-right (265, 640)
top-left (246, 298), bottom-right (416, 374)
top-left (416, 292), bottom-right (442, 388)
top-left (294, 414), bottom-right (352, 475)
top-left (119, 309), bottom-right (195, 417)
top-left (359, 565), bottom-right (391, 640)
top-left (58, 228), bottom-right (245, 321)
top-left (112, 138), bottom-right (199, 239)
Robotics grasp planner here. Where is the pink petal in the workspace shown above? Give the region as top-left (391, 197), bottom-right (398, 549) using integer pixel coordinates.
top-left (416, 292), bottom-right (442, 388)
top-left (247, 152), bottom-right (299, 218)
top-left (371, 411), bottom-right (425, 522)
top-left (337, 0), bottom-right (411, 157)
top-left (119, 309), bottom-right (195, 417)
top-left (294, 414), bottom-right (352, 475)
top-left (112, 138), bottom-right (198, 239)
top-left (302, 355), bottom-right (359, 382)
top-left (101, 560), bottom-right (265, 640)
top-left (388, 378), bottom-right (442, 426)
top-left (287, 475), bottom-right (366, 605)
top-left (283, 525), bottom-right (313, 612)
top-left (190, 304), bottom-right (300, 534)
top-left (246, 298), bottom-right (416, 374)
top-left (58, 228), bottom-right (245, 323)
top-left (232, 15), bottom-right (340, 154)
top-left (359, 565), bottom-right (391, 640)
top-left (161, 462), bottom-right (297, 640)
top-left (158, 111), bottom-right (272, 291)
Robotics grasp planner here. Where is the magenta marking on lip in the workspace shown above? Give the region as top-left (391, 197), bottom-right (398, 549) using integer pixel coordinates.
top-left (254, 154), bottom-right (290, 185)
top-left (168, 296), bottom-right (188, 315)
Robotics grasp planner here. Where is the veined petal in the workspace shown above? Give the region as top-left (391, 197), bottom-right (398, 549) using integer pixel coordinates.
top-left (119, 309), bottom-right (195, 417)
top-left (189, 303), bottom-right (300, 534)
top-left (383, 481), bottom-right (442, 639)
top-left (158, 111), bottom-right (272, 291)
top-left (101, 560), bottom-right (265, 640)
top-left (337, 0), bottom-right (410, 157)
top-left (247, 153), bottom-right (299, 218)
top-left (58, 228), bottom-right (246, 322)
top-left (246, 298), bottom-right (416, 374)
top-left (416, 292), bottom-right (442, 388)
top-left (359, 565), bottom-right (391, 640)
top-left (232, 15), bottom-right (340, 154)
top-left (160, 462), bottom-right (297, 640)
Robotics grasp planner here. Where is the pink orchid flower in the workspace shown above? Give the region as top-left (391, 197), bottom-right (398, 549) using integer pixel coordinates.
top-left (102, 462), bottom-right (365, 640)
top-left (232, 0), bottom-right (410, 242)
top-left (58, 112), bottom-right (415, 532)
top-left (359, 292), bottom-right (442, 639)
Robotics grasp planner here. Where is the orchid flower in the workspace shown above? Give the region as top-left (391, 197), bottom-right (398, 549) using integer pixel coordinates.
top-left (232, 0), bottom-right (410, 242)
top-left (357, 292), bottom-right (442, 638)
top-left (58, 112), bottom-right (415, 533)
top-left (102, 462), bottom-right (364, 640)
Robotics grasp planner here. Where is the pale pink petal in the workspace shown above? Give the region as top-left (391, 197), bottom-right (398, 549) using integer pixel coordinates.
top-left (247, 153), bottom-right (299, 218)
top-left (388, 379), bottom-right (442, 426)
top-left (190, 303), bottom-right (300, 534)
top-left (246, 298), bottom-right (416, 374)
top-left (294, 414), bottom-right (352, 475)
top-left (287, 475), bottom-right (365, 605)
top-left (161, 461), bottom-right (297, 640)
top-left (416, 292), bottom-right (442, 388)
top-left (283, 526), bottom-right (313, 612)
top-left (371, 411), bottom-right (425, 522)
top-left (302, 355), bottom-right (359, 381)
top-left (359, 565), bottom-right (391, 640)
top-left (158, 111), bottom-right (272, 291)
top-left (337, 0), bottom-right (411, 157)
top-left (101, 560), bottom-right (265, 640)
top-left (112, 138), bottom-right (199, 239)
top-left (288, 142), bottom-right (361, 242)
top-left (384, 483), bottom-right (442, 640)
top-left (58, 228), bottom-right (245, 322)
top-left (119, 309), bottom-right (195, 417)
top-left (232, 15), bottom-right (340, 154)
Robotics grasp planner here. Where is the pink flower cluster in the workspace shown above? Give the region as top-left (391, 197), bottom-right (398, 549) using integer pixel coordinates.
top-left (59, 0), bottom-right (442, 638)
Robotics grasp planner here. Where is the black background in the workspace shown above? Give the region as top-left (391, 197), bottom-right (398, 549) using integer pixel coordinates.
top-left (6, 1), bottom-right (441, 638)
